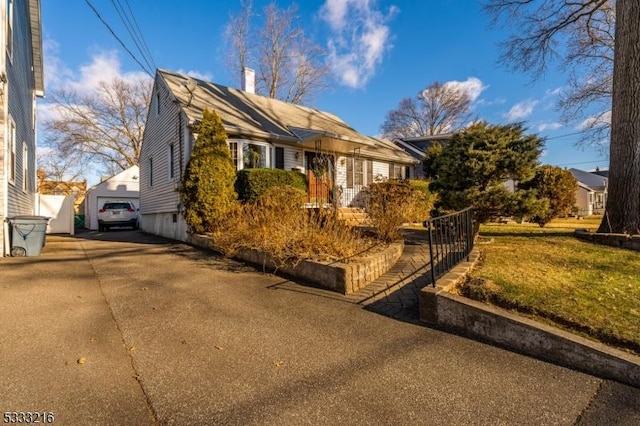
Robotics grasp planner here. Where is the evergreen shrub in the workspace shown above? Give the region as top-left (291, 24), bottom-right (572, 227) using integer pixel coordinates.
top-left (236, 168), bottom-right (307, 202)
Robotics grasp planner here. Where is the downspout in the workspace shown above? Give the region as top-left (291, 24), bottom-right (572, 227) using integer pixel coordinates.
top-left (178, 111), bottom-right (183, 181)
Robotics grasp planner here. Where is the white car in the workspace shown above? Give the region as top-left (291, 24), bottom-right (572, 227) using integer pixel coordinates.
top-left (98, 201), bottom-right (139, 231)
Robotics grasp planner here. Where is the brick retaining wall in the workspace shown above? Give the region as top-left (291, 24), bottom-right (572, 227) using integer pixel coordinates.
top-left (575, 229), bottom-right (640, 252)
top-left (186, 233), bottom-right (403, 294)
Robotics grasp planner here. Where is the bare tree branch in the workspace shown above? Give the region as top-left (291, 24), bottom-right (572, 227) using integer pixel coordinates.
top-left (484, 0), bottom-right (640, 235)
top-left (483, 0), bottom-right (614, 149)
top-left (224, 1), bottom-right (329, 105)
top-left (43, 76), bottom-right (152, 175)
top-left (380, 82), bottom-right (472, 139)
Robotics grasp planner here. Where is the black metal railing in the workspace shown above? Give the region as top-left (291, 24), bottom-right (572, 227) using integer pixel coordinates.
top-left (423, 207), bottom-right (474, 287)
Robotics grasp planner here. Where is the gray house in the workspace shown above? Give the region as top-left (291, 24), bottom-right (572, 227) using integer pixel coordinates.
top-left (569, 168), bottom-right (607, 216)
top-left (393, 133), bottom-right (453, 178)
top-left (139, 68), bottom-right (416, 241)
top-left (1, 0), bottom-right (44, 256)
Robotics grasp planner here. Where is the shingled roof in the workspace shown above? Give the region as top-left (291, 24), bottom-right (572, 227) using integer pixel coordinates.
top-left (158, 69), bottom-right (415, 163)
top-left (569, 168), bottom-right (608, 191)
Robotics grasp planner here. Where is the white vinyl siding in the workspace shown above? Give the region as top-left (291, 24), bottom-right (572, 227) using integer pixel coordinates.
top-left (8, 116), bottom-right (16, 184)
top-left (285, 148), bottom-right (303, 170)
top-left (372, 161), bottom-right (389, 181)
top-left (22, 143), bottom-right (28, 192)
top-left (139, 76), bottom-right (183, 214)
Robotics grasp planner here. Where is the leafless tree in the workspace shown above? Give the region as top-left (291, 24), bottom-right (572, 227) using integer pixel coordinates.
top-left (225, 1), bottom-right (329, 105)
top-left (225, 0), bottom-right (254, 80)
top-left (380, 81), bottom-right (472, 139)
top-left (37, 149), bottom-right (86, 183)
top-left (485, 0), bottom-right (614, 150)
top-left (484, 0), bottom-right (640, 234)
top-left (43, 76), bottom-right (152, 175)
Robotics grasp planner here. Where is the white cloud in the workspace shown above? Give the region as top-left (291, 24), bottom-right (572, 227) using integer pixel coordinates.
top-left (475, 97), bottom-right (506, 107)
top-left (321, 0), bottom-right (350, 31)
top-left (320, 0), bottom-right (398, 89)
top-left (537, 122), bottom-right (563, 132)
top-left (443, 77), bottom-right (487, 103)
top-left (177, 69), bottom-right (213, 81)
top-left (504, 99), bottom-right (538, 121)
top-left (42, 42), bottom-right (152, 96)
top-left (69, 50), bottom-right (150, 95)
top-left (578, 110), bottom-right (611, 129)
top-left (43, 39), bottom-right (73, 89)
top-left (545, 86), bottom-right (563, 97)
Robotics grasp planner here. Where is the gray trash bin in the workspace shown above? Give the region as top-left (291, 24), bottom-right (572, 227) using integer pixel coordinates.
top-left (6, 216), bottom-right (50, 257)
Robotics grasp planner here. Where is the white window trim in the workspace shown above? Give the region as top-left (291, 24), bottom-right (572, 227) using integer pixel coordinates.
top-left (22, 143), bottom-right (28, 193)
top-left (6, 0), bottom-right (13, 62)
top-left (228, 139), bottom-right (272, 170)
top-left (8, 115), bottom-right (16, 185)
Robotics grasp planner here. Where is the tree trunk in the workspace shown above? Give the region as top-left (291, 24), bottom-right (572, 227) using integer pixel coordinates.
top-left (598, 0), bottom-right (640, 234)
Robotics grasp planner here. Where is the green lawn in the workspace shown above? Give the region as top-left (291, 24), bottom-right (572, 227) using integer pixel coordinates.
top-left (466, 217), bottom-right (640, 354)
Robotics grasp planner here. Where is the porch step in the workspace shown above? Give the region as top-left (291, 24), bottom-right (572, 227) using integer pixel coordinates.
top-left (337, 207), bottom-right (371, 226)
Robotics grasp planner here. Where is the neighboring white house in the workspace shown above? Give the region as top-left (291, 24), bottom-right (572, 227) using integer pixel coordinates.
top-left (84, 166), bottom-right (140, 230)
top-left (569, 168), bottom-right (607, 216)
top-left (1, 0), bottom-right (44, 256)
top-left (139, 68), bottom-right (417, 242)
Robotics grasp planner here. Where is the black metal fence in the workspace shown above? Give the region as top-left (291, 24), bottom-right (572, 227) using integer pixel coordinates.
top-left (423, 207), bottom-right (474, 287)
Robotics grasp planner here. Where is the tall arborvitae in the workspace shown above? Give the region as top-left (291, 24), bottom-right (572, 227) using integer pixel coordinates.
top-left (180, 108), bottom-right (237, 234)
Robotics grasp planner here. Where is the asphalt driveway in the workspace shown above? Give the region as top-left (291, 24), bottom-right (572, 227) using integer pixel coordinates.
top-left (1, 230), bottom-right (639, 425)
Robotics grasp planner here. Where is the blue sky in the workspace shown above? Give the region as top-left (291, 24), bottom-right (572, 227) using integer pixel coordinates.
top-left (39, 0), bottom-right (610, 183)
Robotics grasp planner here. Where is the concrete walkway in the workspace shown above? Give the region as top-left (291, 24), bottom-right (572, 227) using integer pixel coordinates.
top-left (271, 229), bottom-right (431, 323)
top-left (1, 230), bottom-right (639, 425)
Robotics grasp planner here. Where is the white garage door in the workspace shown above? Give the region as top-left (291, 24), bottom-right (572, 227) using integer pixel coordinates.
top-left (90, 197), bottom-right (140, 230)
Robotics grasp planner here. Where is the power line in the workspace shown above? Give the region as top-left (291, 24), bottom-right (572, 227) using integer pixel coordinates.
top-left (111, 0), bottom-right (157, 72)
top-left (544, 131), bottom-right (586, 141)
top-left (556, 159), bottom-right (608, 167)
top-left (123, 0), bottom-right (156, 70)
top-left (84, 0), bottom-right (154, 77)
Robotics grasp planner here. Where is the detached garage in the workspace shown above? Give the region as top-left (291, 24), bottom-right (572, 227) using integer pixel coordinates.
top-left (84, 166), bottom-right (140, 230)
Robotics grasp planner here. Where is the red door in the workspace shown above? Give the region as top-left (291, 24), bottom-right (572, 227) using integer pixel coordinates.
top-left (305, 152), bottom-right (333, 206)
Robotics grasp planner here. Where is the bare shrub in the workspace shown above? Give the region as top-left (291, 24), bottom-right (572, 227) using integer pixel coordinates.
top-left (366, 179), bottom-right (436, 241)
top-left (212, 185), bottom-right (378, 267)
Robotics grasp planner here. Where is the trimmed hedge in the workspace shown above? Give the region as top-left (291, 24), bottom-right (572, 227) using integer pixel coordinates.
top-left (236, 168), bottom-right (308, 202)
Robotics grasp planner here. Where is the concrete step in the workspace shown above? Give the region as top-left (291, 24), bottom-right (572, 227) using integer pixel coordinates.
top-left (337, 208), bottom-right (370, 226)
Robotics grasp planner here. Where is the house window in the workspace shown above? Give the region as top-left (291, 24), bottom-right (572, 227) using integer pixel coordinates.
top-left (275, 147), bottom-right (284, 169)
top-left (168, 143), bottom-right (175, 179)
top-left (346, 158), bottom-right (373, 188)
top-left (156, 91), bottom-right (161, 115)
top-left (8, 116), bottom-right (16, 184)
top-left (229, 142), bottom-right (238, 168)
top-left (22, 143), bottom-right (28, 192)
top-left (243, 143), bottom-right (268, 169)
top-left (148, 157), bottom-right (153, 186)
top-left (6, 0), bottom-right (13, 59)
top-left (354, 159), bottom-right (364, 186)
top-left (227, 140), bottom-right (271, 170)
top-left (389, 163), bottom-right (405, 179)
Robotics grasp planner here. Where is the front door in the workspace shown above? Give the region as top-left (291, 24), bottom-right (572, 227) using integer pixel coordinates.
top-left (305, 152), bottom-right (333, 206)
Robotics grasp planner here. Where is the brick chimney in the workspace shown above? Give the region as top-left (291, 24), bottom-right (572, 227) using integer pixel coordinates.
top-left (241, 67), bottom-right (255, 94)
